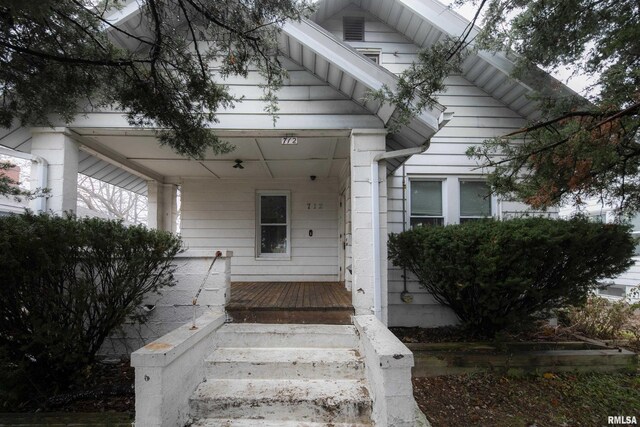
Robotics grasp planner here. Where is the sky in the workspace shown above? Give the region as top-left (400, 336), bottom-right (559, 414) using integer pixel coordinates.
top-left (442, 0), bottom-right (597, 97)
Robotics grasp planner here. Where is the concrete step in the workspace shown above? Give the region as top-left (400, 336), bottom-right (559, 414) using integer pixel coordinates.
top-left (214, 324), bottom-right (358, 349)
top-left (192, 420), bottom-right (372, 427)
top-left (205, 347), bottom-right (365, 380)
top-left (189, 379), bottom-right (372, 423)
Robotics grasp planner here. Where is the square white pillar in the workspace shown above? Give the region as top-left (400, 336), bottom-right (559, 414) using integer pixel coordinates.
top-left (350, 129), bottom-right (388, 322)
top-left (148, 181), bottom-right (177, 232)
top-left (29, 128), bottom-right (79, 214)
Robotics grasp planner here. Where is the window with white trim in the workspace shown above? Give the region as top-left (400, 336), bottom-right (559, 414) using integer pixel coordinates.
top-left (257, 192), bottom-right (290, 257)
top-left (357, 48), bottom-right (381, 64)
top-left (409, 177), bottom-right (495, 226)
top-left (459, 180), bottom-right (492, 223)
top-left (629, 214), bottom-right (640, 256)
top-left (410, 180), bottom-right (444, 227)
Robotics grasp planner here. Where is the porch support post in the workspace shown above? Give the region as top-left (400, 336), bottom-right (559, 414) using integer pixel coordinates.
top-left (350, 129), bottom-right (388, 323)
top-left (147, 181), bottom-right (177, 232)
top-left (29, 128), bottom-right (79, 214)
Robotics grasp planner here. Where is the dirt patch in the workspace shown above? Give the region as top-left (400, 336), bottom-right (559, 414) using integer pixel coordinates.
top-left (390, 324), bottom-right (577, 344)
top-left (398, 323), bottom-right (640, 425)
top-left (413, 372), bottom-right (640, 427)
top-left (1, 359), bottom-right (134, 414)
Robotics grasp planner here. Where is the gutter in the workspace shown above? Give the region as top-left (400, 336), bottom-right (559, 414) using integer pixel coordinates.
top-left (370, 142), bottom-right (431, 321)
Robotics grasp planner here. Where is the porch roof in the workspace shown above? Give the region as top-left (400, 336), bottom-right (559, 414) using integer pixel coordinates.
top-left (0, 0), bottom-right (466, 193)
top-left (0, 125), bottom-right (148, 196)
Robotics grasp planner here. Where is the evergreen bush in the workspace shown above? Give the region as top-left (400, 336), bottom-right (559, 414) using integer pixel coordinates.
top-left (388, 217), bottom-right (634, 337)
top-left (0, 213), bottom-right (182, 404)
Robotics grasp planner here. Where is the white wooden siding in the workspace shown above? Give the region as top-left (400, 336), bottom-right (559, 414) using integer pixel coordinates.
top-left (318, 5), bottom-right (537, 326)
top-left (181, 178), bottom-right (340, 282)
top-left (66, 55), bottom-right (382, 131)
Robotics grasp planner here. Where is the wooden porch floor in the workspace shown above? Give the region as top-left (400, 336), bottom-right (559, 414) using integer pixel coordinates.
top-left (227, 282), bottom-right (353, 325)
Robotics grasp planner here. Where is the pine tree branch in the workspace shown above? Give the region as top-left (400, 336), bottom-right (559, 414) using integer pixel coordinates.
top-left (0, 40), bottom-right (148, 67)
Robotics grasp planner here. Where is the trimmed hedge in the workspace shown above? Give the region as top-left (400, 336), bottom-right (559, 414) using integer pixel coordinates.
top-left (388, 217), bottom-right (634, 337)
top-left (0, 213), bottom-right (182, 404)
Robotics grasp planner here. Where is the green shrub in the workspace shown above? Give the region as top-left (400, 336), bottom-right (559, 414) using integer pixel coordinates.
top-left (0, 213), bottom-right (182, 405)
top-left (388, 217), bottom-right (634, 337)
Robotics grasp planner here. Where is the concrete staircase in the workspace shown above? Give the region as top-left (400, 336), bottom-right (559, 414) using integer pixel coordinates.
top-left (188, 324), bottom-right (373, 426)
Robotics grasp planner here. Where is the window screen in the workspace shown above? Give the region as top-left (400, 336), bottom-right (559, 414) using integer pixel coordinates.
top-left (410, 181), bottom-right (444, 226)
top-left (460, 181), bottom-right (491, 222)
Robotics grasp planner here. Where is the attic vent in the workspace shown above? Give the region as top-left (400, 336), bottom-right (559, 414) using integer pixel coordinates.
top-left (343, 16), bottom-right (365, 41)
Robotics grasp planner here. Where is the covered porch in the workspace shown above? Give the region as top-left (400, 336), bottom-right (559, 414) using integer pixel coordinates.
top-left (227, 281), bottom-right (353, 324)
top-left (0, 14), bottom-right (447, 329)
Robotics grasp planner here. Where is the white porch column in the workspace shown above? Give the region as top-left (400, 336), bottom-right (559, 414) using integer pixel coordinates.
top-left (147, 181), bottom-right (177, 232)
top-left (29, 128), bottom-right (79, 214)
top-left (350, 129), bottom-right (388, 323)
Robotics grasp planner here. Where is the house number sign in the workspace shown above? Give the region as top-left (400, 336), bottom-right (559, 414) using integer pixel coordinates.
top-left (281, 137), bottom-right (298, 145)
top-left (307, 203), bottom-right (324, 210)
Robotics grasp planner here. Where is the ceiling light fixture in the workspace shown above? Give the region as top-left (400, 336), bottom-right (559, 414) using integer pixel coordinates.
top-left (233, 159), bottom-right (244, 169)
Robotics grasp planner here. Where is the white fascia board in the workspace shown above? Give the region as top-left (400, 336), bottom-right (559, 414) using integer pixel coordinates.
top-left (282, 19), bottom-right (444, 133)
top-left (64, 130), bottom-right (165, 183)
top-left (0, 145), bottom-right (32, 160)
top-left (396, 0), bottom-right (481, 40)
top-left (283, 20), bottom-right (396, 92)
top-left (395, 0), bottom-right (516, 79)
top-left (394, 0), bottom-right (577, 97)
top-left (104, 1), bottom-right (144, 27)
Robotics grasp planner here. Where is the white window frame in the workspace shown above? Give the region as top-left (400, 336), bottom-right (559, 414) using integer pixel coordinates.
top-left (459, 179), bottom-right (494, 223)
top-left (357, 48), bottom-right (381, 64)
top-left (256, 190), bottom-right (291, 259)
top-left (408, 179), bottom-right (446, 227)
top-left (406, 176), bottom-right (497, 226)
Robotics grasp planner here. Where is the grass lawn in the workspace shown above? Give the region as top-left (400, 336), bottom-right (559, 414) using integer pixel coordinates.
top-left (414, 372), bottom-right (640, 427)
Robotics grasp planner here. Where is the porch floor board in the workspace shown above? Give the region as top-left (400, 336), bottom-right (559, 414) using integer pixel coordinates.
top-left (227, 282), bottom-right (353, 325)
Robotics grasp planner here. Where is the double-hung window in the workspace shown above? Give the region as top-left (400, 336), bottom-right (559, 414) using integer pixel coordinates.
top-left (459, 180), bottom-right (492, 223)
top-left (257, 191), bottom-right (290, 258)
top-left (410, 180), bottom-right (444, 227)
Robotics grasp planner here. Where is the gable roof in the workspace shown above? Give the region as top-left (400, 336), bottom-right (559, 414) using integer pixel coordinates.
top-left (0, 125), bottom-right (149, 195)
top-left (278, 18), bottom-right (453, 172)
top-left (1, 0), bottom-right (574, 190)
top-left (312, 0), bottom-right (576, 120)
top-left (104, 2), bottom-right (452, 173)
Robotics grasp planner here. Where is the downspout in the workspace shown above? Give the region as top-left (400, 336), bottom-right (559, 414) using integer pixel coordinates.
top-left (371, 142), bottom-right (431, 321)
top-left (400, 163), bottom-right (413, 304)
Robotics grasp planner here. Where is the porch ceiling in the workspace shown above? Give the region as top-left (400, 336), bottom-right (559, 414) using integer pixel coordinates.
top-left (71, 128), bottom-right (350, 181)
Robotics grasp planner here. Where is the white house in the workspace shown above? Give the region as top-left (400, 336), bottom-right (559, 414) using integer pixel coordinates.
top-left (560, 202), bottom-right (640, 302)
top-left (0, 0), bottom-right (575, 425)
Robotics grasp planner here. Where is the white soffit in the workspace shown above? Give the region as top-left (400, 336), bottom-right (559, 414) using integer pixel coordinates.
top-left (0, 126), bottom-right (148, 196)
top-left (280, 19), bottom-right (445, 133)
